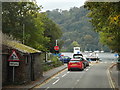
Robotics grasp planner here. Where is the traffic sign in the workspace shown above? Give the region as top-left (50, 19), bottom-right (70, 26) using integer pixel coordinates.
top-left (8, 50), bottom-right (20, 61)
top-left (54, 46), bottom-right (59, 51)
top-left (9, 62), bottom-right (19, 66)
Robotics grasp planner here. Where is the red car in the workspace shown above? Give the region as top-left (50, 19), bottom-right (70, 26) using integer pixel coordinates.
top-left (68, 59), bottom-right (84, 71)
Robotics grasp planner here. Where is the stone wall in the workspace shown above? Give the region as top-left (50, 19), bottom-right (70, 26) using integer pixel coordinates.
top-left (2, 45), bottom-right (43, 85)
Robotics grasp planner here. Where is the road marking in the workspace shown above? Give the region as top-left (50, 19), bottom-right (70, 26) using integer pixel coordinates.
top-left (52, 77), bottom-right (59, 79)
top-left (34, 67), bottom-right (67, 88)
top-left (45, 87), bottom-right (49, 90)
top-left (85, 69), bottom-right (89, 71)
top-left (52, 79), bottom-right (60, 85)
top-left (67, 71), bottom-right (70, 73)
top-left (88, 67), bottom-right (90, 69)
top-left (62, 74), bottom-right (67, 77)
top-left (77, 80), bottom-right (79, 82)
top-left (107, 64), bottom-right (116, 89)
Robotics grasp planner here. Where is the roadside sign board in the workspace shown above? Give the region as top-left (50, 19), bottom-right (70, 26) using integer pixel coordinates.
top-left (8, 50), bottom-right (20, 61)
top-left (9, 62), bottom-right (19, 66)
top-left (54, 46), bottom-right (59, 51)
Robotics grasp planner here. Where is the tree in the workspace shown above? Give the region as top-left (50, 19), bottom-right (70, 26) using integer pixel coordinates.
top-left (41, 13), bottom-right (62, 52)
top-left (2, 2), bottom-right (62, 52)
top-left (84, 1), bottom-right (120, 53)
top-left (47, 6), bottom-right (109, 52)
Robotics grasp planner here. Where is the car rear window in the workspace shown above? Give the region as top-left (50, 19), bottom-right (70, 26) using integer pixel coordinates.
top-left (69, 60), bottom-right (80, 62)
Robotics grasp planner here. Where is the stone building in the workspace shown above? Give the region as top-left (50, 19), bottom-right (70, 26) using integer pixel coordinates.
top-left (2, 40), bottom-right (43, 85)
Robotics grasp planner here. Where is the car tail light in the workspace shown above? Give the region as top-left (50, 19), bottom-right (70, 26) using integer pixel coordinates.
top-left (68, 62), bottom-right (72, 65)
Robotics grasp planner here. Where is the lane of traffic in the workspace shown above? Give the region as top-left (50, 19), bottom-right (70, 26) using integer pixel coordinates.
top-left (38, 65), bottom-right (93, 88)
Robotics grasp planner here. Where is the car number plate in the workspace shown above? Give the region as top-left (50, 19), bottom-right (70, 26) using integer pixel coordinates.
top-left (72, 64), bottom-right (77, 66)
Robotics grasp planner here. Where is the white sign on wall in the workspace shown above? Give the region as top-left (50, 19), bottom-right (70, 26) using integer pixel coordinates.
top-left (9, 62), bottom-right (19, 66)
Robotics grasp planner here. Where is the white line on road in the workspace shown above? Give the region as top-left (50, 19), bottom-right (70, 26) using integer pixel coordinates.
top-left (88, 67), bottom-right (90, 69)
top-left (52, 77), bottom-right (59, 79)
top-left (52, 79), bottom-right (60, 85)
top-left (77, 80), bottom-right (79, 82)
top-left (85, 69), bottom-right (89, 71)
top-left (62, 74), bottom-right (67, 77)
top-left (67, 71), bottom-right (70, 73)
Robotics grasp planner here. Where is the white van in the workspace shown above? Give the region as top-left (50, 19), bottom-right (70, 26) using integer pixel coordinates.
top-left (73, 47), bottom-right (81, 54)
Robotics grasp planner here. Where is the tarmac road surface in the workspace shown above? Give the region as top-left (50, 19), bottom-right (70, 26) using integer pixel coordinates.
top-left (35, 53), bottom-right (117, 89)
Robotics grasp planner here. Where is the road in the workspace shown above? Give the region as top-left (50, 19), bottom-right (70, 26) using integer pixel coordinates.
top-left (35, 53), bottom-right (117, 89)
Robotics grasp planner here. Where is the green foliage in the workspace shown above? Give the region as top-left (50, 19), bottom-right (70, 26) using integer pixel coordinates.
top-left (2, 2), bottom-right (62, 52)
top-left (71, 41), bottom-right (80, 47)
top-left (51, 56), bottom-right (63, 67)
top-left (47, 6), bottom-right (109, 52)
top-left (41, 14), bottom-right (63, 52)
top-left (84, 2), bottom-right (120, 53)
top-left (43, 56), bottom-right (63, 71)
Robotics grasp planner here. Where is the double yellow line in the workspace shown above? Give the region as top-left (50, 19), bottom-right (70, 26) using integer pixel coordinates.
top-left (107, 63), bottom-right (117, 90)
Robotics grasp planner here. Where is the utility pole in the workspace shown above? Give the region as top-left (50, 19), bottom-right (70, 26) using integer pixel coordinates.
top-left (23, 24), bottom-right (25, 44)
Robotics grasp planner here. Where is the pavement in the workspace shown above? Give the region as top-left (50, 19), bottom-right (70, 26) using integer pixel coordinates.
top-left (2, 64), bottom-right (67, 90)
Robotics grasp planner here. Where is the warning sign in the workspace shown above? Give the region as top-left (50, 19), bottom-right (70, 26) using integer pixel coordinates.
top-left (8, 50), bottom-right (20, 61)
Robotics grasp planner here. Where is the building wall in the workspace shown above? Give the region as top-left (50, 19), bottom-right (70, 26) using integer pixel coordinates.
top-left (33, 54), bottom-right (43, 80)
top-left (2, 45), bottom-right (43, 85)
top-left (2, 54), bottom-right (9, 85)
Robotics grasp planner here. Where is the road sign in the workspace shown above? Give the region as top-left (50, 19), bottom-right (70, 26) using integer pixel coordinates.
top-left (8, 50), bottom-right (20, 61)
top-left (9, 62), bottom-right (19, 66)
top-left (54, 46), bottom-right (59, 51)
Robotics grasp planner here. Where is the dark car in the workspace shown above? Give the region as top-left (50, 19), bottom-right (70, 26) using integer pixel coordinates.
top-left (73, 54), bottom-right (83, 58)
top-left (59, 56), bottom-right (71, 63)
top-left (73, 55), bottom-right (89, 68)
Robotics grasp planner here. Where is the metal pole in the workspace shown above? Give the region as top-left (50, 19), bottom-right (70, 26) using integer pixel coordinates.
top-left (23, 24), bottom-right (25, 44)
top-left (13, 67), bottom-right (15, 83)
top-left (56, 40), bottom-right (57, 46)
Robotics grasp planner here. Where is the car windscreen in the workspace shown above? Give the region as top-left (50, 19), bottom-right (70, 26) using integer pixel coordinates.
top-left (63, 56), bottom-right (69, 59)
top-left (69, 60), bottom-right (80, 62)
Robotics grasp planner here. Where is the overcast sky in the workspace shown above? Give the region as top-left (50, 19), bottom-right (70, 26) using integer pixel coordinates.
top-left (36, 0), bottom-right (87, 11)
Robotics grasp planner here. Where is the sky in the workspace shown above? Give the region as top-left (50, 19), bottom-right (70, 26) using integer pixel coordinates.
top-left (36, 0), bottom-right (87, 11)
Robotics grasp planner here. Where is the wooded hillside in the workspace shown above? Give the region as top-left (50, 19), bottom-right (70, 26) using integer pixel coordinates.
top-left (46, 6), bottom-right (110, 52)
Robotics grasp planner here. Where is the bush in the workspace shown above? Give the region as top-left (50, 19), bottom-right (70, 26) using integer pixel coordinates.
top-left (43, 55), bottom-right (63, 71)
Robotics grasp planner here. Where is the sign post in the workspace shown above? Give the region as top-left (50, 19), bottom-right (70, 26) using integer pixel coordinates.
top-left (13, 67), bottom-right (15, 82)
top-left (56, 40), bottom-right (57, 46)
top-left (8, 50), bottom-right (20, 83)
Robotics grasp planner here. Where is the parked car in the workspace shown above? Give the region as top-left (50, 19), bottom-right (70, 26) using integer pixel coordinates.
top-left (68, 58), bottom-right (85, 71)
top-left (86, 56), bottom-right (100, 63)
top-left (59, 56), bottom-right (71, 63)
